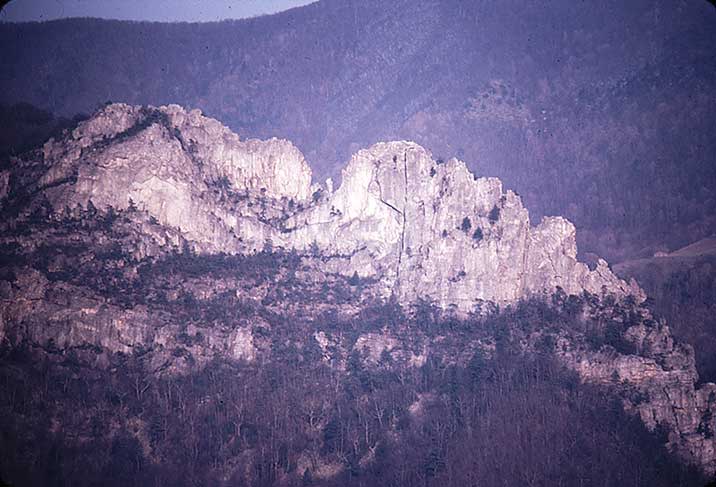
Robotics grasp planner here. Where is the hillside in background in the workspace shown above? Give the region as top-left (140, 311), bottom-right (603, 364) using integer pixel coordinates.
top-left (616, 237), bottom-right (716, 382)
top-left (1, 0), bottom-right (715, 262)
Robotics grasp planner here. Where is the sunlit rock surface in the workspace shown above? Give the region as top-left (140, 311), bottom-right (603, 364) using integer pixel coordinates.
top-left (286, 141), bottom-right (642, 310)
top-left (26, 104), bottom-right (640, 311)
top-left (557, 318), bottom-right (716, 475)
top-left (38, 103), bottom-right (312, 253)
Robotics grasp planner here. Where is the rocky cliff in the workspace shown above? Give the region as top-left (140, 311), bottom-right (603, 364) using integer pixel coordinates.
top-left (2, 103), bottom-right (641, 311)
top-left (551, 301), bottom-right (716, 475)
top-left (4, 1), bottom-right (715, 265)
top-left (30, 103), bottom-right (311, 255)
top-left (285, 141), bottom-right (641, 310)
top-left (0, 103), bottom-right (713, 478)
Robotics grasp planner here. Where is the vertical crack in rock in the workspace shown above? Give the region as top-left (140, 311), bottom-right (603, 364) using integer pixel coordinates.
top-left (376, 188), bottom-right (403, 216)
top-left (396, 150), bottom-right (409, 287)
top-left (520, 228), bottom-right (530, 296)
top-left (371, 156), bottom-right (407, 290)
top-left (546, 250), bottom-right (563, 283)
top-left (662, 386), bottom-right (683, 431)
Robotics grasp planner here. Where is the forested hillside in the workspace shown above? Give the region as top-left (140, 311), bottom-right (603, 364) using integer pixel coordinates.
top-left (616, 242), bottom-right (716, 382)
top-left (2, 0), bottom-right (715, 261)
top-left (0, 208), bottom-right (705, 485)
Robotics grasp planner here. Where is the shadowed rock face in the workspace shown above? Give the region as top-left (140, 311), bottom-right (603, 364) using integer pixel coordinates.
top-left (555, 316), bottom-right (716, 475)
top-left (9, 103), bottom-right (641, 311)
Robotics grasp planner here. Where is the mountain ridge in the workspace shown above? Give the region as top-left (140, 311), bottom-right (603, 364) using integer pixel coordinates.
top-left (2, 0), bottom-right (715, 262)
top-left (1, 103), bottom-right (642, 311)
top-left (2, 2), bottom-right (716, 480)
top-left (2, 103), bottom-right (716, 478)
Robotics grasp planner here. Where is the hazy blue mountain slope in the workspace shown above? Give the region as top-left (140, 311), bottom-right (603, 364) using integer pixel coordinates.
top-left (1, 0), bottom-right (715, 260)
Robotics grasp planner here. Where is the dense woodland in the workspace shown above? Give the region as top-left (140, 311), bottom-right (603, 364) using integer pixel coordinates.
top-left (0, 305), bottom-right (706, 487)
top-left (0, 207), bottom-right (709, 486)
top-left (617, 255), bottom-right (716, 384)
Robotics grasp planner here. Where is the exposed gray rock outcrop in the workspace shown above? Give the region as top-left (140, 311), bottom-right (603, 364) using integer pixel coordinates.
top-left (0, 170), bottom-right (10, 204)
top-left (556, 317), bottom-right (716, 475)
top-left (285, 141), bottom-right (642, 310)
top-left (5, 102), bottom-right (713, 474)
top-left (18, 104), bottom-right (641, 311)
top-left (38, 103), bottom-right (312, 254)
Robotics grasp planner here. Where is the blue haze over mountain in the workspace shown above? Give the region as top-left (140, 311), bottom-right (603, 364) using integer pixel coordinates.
top-left (1, 0), bottom-right (715, 261)
top-left (0, 0), bottom-right (315, 22)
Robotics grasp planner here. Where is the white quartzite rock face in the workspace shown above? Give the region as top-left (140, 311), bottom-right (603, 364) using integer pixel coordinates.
top-left (28, 104), bottom-right (640, 311)
top-left (0, 170), bottom-right (10, 204)
top-left (284, 141), bottom-right (642, 310)
top-left (39, 103), bottom-right (312, 254)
